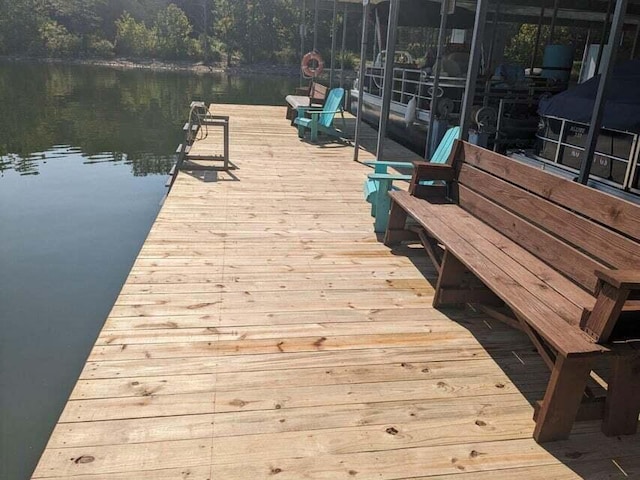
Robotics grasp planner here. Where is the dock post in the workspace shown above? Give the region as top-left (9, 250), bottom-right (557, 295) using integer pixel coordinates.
top-left (340, 3), bottom-right (349, 88)
top-left (354, 0), bottom-right (370, 161)
top-left (330, 0), bottom-right (338, 87)
top-left (425, 0), bottom-right (450, 158)
top-left (460, 0), bottom-right (489, 141)
top-left (375, 0), bottom-right (401, 161)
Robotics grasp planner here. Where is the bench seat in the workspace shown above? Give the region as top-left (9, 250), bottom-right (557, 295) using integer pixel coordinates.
top-left (285, 94), bottom-right (311, 110)
top-left (384, 141), bottom-right (640, 443)
top-left (389, 190), bottom-right (603, 358)
top-left (285, 82), bottom-right (328, 122)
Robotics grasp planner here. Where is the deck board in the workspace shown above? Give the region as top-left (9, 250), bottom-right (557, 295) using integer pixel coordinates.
top-left (32, 104), bottom-right (640, 479)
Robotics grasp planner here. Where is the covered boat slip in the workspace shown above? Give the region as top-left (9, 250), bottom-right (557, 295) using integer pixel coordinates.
top-left (32, 104), bottom-right (640, 479)
top-left (343, 0), bottom-right (640, 200)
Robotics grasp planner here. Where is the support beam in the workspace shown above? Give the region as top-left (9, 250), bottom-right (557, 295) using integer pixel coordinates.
top-left (330, 0), bottom-right (338, 87)
top-left (594, 0), bottom-right (613, 76)
top-left (548, 0), bottom-right (560, 44)
top-left (632, 22), bottom-right (640, 59)
top-left (313, 0), bottom-right (320, 52)
top-left (353, 0), bottom-right (371, 162)
top-left (375, 7), bottom-right (383, 58)
top-left (300, 0), bottom-right (306, 86)
top-left (460, 0), bottom-right (489, 142)
top-left (578, 0), bottom-right (628, 185)
top-left (530, 3), bottom-right (545, 72)
top-left (340, 3), bottom-right (349, 88)
top-left (375, 0), bottom-right (401, 161)
top-left (486, 0), bottom-right (501, 75)
top-left (425, 0), bottom-right (450, 158)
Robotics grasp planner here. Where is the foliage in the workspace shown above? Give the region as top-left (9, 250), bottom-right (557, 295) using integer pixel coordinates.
top-left (406, 42), bottom-right (426, 62)
top-left (274, 47), bottom-right (298, 66)
top-left (336, 51), bottom-right (359, 70)
top-left (0, 0), bottom-right (48, 54)
top-left (0, 0), bottom-right (363, 65)
top-left (39, 20), bottom-right (82, 57)
top-left (114, 12), bottom-right (156, 57)
top-left (504, 24), bottom-right (586, 67)
top-left (87, 36), bottom-right (115, 58)
top-left (154, 4), bottom-right (193, 60)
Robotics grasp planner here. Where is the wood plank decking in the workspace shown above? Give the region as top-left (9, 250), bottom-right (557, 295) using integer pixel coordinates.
top-left (32, 104), bottom-right (640, 479)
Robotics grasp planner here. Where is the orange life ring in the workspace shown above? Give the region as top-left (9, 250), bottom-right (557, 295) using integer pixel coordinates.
top-left (301, 51), bottom-right (324, 78)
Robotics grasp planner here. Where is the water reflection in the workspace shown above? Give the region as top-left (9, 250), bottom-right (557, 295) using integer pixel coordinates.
top-left (0, 62), bottom-right (297, 177)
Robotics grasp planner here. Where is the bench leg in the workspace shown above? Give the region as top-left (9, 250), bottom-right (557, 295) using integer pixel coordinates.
top-left (602, 354), bottom-right (640, 436)
top-left (432, 251), bottom-right (500, 308)
top-left (383, 199), bottom-right (409, 246)
top-left (433, 251), bottom-right (468, 308)
top-left (373, 180), bottom-right (392, 233)
top-left (534, 355), bottom-right (594, 442)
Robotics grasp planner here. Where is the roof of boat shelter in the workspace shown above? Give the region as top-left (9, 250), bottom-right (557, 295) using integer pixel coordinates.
top-left (315, 0), bottom-right (640, 27)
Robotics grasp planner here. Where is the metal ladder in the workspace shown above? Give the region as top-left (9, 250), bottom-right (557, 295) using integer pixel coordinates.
top-left (167, 101), bottom-right (230, 191)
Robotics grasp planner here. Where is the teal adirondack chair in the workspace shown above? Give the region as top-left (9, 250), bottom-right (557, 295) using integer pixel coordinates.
top-left (364, 126), bottom-right (461, 233)
top-left (295, 88), bottom-right (346, 142)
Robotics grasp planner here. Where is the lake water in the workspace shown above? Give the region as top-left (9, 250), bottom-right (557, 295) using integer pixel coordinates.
top-left (0, 62), bottom-right (298, 480)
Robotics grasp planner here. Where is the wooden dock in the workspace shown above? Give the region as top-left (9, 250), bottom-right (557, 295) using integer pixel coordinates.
top-left (32, 105), bottom-right (640, 479)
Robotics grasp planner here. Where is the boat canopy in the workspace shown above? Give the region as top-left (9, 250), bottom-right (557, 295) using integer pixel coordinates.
top-left (538, 60), bottom-right (640, 132)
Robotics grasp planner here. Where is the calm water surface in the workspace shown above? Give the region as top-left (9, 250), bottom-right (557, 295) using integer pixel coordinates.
top-left (0, 62), bottom-right (297, 480)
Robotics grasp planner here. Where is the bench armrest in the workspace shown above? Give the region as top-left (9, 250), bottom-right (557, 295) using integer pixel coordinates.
top-left (410, 163), bottom-right (454, 192)
top-left (595, 269), bottom-right (640, 290)
top-left (411, 162), bottom-right (455, 181)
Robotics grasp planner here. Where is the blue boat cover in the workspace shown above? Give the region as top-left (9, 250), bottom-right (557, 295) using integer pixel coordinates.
top-left (538, 60), bottom-right (640, 132)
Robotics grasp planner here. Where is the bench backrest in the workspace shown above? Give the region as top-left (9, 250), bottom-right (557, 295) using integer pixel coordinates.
top-left (310, 82), bottom-right (328, 105)
top-left (447, 141), bottom-right (640, 293)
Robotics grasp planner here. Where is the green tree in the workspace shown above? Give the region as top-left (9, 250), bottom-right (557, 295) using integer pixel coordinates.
top-left (0, 0), bottom-right (48, 54)
top-left (154, 4), bottom-right (196, 60)
top-left (505, 24), bottom-right (586, 67)
top-left (39, 20), bottom-right (82, 57)
top-left (114, 12), bottom-right (156, 57)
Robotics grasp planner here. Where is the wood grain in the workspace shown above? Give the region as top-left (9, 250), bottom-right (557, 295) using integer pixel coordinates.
top-left (31, 104), bottom-right (632, 480)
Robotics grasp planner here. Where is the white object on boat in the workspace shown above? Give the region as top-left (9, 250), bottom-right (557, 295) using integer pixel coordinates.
top-left (404, 96), bottom-right (417, 126)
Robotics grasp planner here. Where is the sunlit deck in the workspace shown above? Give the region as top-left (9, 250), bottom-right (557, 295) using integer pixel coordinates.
top-left (32, 104), bottom-right (640, 479)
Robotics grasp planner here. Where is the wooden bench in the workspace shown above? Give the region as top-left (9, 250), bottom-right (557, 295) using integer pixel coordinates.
top-left (385, 140), bottom-right (640, 443)
top-left (285, 81), bottom-right (328, 123)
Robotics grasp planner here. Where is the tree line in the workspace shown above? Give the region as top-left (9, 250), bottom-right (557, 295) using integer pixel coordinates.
top-left (0, 0), bottom-right (360, 65)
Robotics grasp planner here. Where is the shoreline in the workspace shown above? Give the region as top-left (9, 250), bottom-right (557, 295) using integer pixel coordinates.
top-left (0, 55), bottom-right (354, 79)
